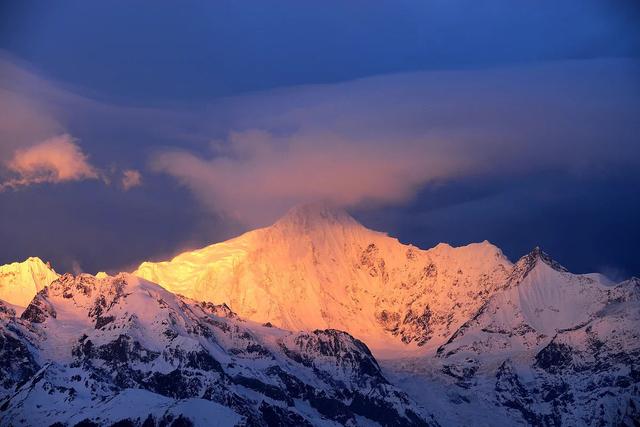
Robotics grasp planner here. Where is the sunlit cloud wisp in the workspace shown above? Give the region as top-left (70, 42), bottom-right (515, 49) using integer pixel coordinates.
top-left (1, 134), bottom-right (100, 191)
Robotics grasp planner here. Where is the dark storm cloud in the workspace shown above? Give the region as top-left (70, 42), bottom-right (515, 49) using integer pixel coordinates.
top-left (354, 170), bottom-right (640, 278)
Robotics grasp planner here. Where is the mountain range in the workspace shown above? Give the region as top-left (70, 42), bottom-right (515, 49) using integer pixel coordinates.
top-left (0, 204), bottom-right (638, 426)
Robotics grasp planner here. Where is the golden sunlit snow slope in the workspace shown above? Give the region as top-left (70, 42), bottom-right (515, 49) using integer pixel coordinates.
top-left (0, 257), bottom-right (59, 307)
top-left (135, 204), bottom-right (512, 353)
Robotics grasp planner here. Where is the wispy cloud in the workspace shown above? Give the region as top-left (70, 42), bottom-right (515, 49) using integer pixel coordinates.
top-left (1, 134), bottom-right (100, 191)
top-left (0, 54), bottom-right (149, 192)
top-left (0, 57), bottom-right (65, 159)
top-left (121, 169), bottom-right (142, 190)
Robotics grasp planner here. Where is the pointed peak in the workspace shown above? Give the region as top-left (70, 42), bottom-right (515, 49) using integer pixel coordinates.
top-left (0, 257), bottom-right (60, 307)
top-left (525, 247), bottom-right (568, 272)
top-left (1, 256), bottom-right (57, 274)
top-left (507, 246), bottom-right (568, 286)
top-left (617, 276), bottom-right (640, 289)
top-left (273, 202), bottom-right (361, 232)
top-left (532, 246), bottom-right (569, 272)
top-left (24, 256), bottom-right (56, 271)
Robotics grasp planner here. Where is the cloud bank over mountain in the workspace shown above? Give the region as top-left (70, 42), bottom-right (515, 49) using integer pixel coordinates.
top-left (152, 59), bottom-right (640, 225)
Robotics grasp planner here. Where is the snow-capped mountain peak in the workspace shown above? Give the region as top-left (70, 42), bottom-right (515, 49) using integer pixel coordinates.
top-left (435, 245), bottom-right (626, 364)
top-left (135, 205), bottom-right (513, 354)
top-left (524, 246), bottom-right (567, 271)
top-left (1, 223), bottom-right (638, 425)
top-left (505, 246), bottom-right (569, 287)
top-left (0, 257), bottom-right (59, 308)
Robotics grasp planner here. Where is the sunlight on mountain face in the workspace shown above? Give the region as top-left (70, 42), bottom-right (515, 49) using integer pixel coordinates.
top-left (0, 257), bottom-right (59, 307)
top-left (135, 204), bottom-right (514, 355)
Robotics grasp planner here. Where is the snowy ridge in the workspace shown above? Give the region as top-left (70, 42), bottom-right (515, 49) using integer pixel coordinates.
top-left (0, 273), bottom-right (435, 426)
top-left (388, 250), bottom-right (639, 426)
top-left (0, 257), bottom-right (59, 308)
top-left (436, 247), bottom-right (615, 358)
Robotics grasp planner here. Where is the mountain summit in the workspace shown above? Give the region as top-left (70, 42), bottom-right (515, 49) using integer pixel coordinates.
top-left (0, 257), bottom-right (59, 307)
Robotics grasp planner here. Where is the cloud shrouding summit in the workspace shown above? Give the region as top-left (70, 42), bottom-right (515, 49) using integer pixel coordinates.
top-left (152, 130), bottom-right (464, 225)
top-left (1, 134), bottom-right (99, 191)
top-left (153, 59), bottom-right (640, 226)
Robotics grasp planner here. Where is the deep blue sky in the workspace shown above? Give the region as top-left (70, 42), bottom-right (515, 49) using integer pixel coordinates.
top-left (0, 1), bottom-right (639, 278)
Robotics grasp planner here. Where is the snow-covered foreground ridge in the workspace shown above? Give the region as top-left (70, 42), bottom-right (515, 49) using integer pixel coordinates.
top-left (0, 273), bottom-right (435, 426)
top-left (0, 204), bottom-right (638, 425)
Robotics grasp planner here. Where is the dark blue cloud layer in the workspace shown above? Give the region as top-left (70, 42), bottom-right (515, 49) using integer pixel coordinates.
top-left (356, 170), bottom-right (640, 279)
